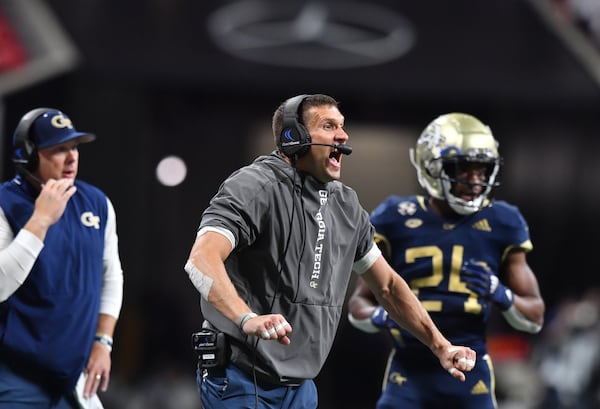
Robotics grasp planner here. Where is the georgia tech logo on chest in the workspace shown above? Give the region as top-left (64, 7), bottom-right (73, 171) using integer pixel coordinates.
top-left (81, 211), bottom-right (101, 229)
top-left (310, 190), bottom-right (328, 289)
top-left (50, 114), bottom-right (74, 129)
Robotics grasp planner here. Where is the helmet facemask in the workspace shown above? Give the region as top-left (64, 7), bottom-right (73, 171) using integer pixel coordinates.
top-left (410, 113), bottom-right (502, 215)
top-left (439, 155), bottom-right (501, 215)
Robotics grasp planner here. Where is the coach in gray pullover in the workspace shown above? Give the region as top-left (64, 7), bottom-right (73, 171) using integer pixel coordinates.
top-left (184, 94), bottom-right (476, 409)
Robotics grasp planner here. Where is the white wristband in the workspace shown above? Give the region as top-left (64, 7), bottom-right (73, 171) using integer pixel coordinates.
top-left (94, 333), bottom-right (113, 352)
top-left (502, 305), bottom-right (542, 334)
top-left (347, 312), bottom-right (380, 334)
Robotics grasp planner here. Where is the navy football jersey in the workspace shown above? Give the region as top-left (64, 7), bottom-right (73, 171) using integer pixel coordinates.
top-left (370, 195), bottom-right (532, 351)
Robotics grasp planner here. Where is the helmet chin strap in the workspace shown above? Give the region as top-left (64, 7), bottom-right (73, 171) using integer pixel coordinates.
top-left (447, 196), bottom-right (483, 215)
top-left (441, 173), bottom-right (485, 215)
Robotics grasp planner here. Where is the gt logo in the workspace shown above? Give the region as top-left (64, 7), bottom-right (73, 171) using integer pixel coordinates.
top-left (81, 212), bottom-right (100, 229)
top-left (50, 114), bottom-right (74, 129)
top-left (389, 371), bottom-right (407, 386)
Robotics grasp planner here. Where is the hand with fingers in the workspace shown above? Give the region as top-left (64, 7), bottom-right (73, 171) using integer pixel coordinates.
top-left (83, 340), bottom-right (112, 398)
top-left (239, 313), bottom-right (293, 345)
top-left (33, 179), bottom-right (77, 224)
top-left (24, 178), bottom-right (78, 241)
top-left (441, 346), bottom-right (477, 382)
top-left (461, 259), bottom-right (513, 311)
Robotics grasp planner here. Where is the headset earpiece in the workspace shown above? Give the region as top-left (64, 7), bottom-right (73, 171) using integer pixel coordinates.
top-left (279, 94), bottom-right (312, 159)
top-left (12, 107), bottom-right (54, 172)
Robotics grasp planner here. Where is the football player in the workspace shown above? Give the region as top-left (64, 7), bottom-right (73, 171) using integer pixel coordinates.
top-left (347, 113), bottom-right (545, 409)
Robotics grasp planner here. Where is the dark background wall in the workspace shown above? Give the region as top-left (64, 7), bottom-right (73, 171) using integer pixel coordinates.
top-left (2, 0), bottom-right (600, 408)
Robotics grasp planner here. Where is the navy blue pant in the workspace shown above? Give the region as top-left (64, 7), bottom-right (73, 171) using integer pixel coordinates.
top-left (198, 363), bottom-right (317, 409)
top-left (0, 361), bottom-right (77, 409)
top-left (376, 350), bottom-right (497, 409)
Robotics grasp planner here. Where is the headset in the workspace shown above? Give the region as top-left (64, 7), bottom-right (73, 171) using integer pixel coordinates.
top-left (279, 94), bottom-right (312, 159)
top-left (12, 107), bottom-right (55, 173)
top-left (278, 95), bottom-right (353, 161)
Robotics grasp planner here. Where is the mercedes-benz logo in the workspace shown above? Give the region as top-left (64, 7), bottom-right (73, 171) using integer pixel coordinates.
top-left (207, 0), bottom-right (415, 69)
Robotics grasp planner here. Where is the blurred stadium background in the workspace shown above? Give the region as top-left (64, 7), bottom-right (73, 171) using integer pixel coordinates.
top-left (2, 0), bottom-right (600, 408)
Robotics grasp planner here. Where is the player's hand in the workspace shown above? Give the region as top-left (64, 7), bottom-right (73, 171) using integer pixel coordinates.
top-left (461, 260), bottom-right (513, 310)
top-left (371, 306), bottom-right (402, 330)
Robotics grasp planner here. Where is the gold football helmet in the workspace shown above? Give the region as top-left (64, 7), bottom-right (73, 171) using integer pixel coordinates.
top-left (409, 113), bottom-right (502, 215)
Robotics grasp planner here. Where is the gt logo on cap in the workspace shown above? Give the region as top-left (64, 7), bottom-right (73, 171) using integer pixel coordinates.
top-left (50, 114), bottom-right (74, 129)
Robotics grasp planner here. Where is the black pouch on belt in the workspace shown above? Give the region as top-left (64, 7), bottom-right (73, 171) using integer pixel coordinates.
top-left (191, 324), bottom-right (230, 370)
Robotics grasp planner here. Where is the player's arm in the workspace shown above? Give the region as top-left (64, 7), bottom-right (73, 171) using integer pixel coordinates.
top-left (462, 249), bottom-right (544, 333)
top-left (500, 249), bottom-right (545, 332)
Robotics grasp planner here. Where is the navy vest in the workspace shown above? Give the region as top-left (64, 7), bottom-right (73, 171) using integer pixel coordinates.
top-left (0, 177), bottom-right (107, 392)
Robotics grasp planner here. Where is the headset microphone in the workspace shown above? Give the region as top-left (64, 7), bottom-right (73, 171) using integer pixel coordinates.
top-left (14, 162), bottom-right (45, 187)
top-left (298, 143), bottom-right (353, 155)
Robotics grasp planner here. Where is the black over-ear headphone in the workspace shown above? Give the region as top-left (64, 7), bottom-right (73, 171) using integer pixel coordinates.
top-left (12, 107), bottom-right (55, 172)
top-left (279, 94), bottom-right (311, 159)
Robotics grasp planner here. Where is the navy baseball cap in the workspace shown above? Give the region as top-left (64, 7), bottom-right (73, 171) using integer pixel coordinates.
top-left (28, 110), bottom-right (96, 148)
